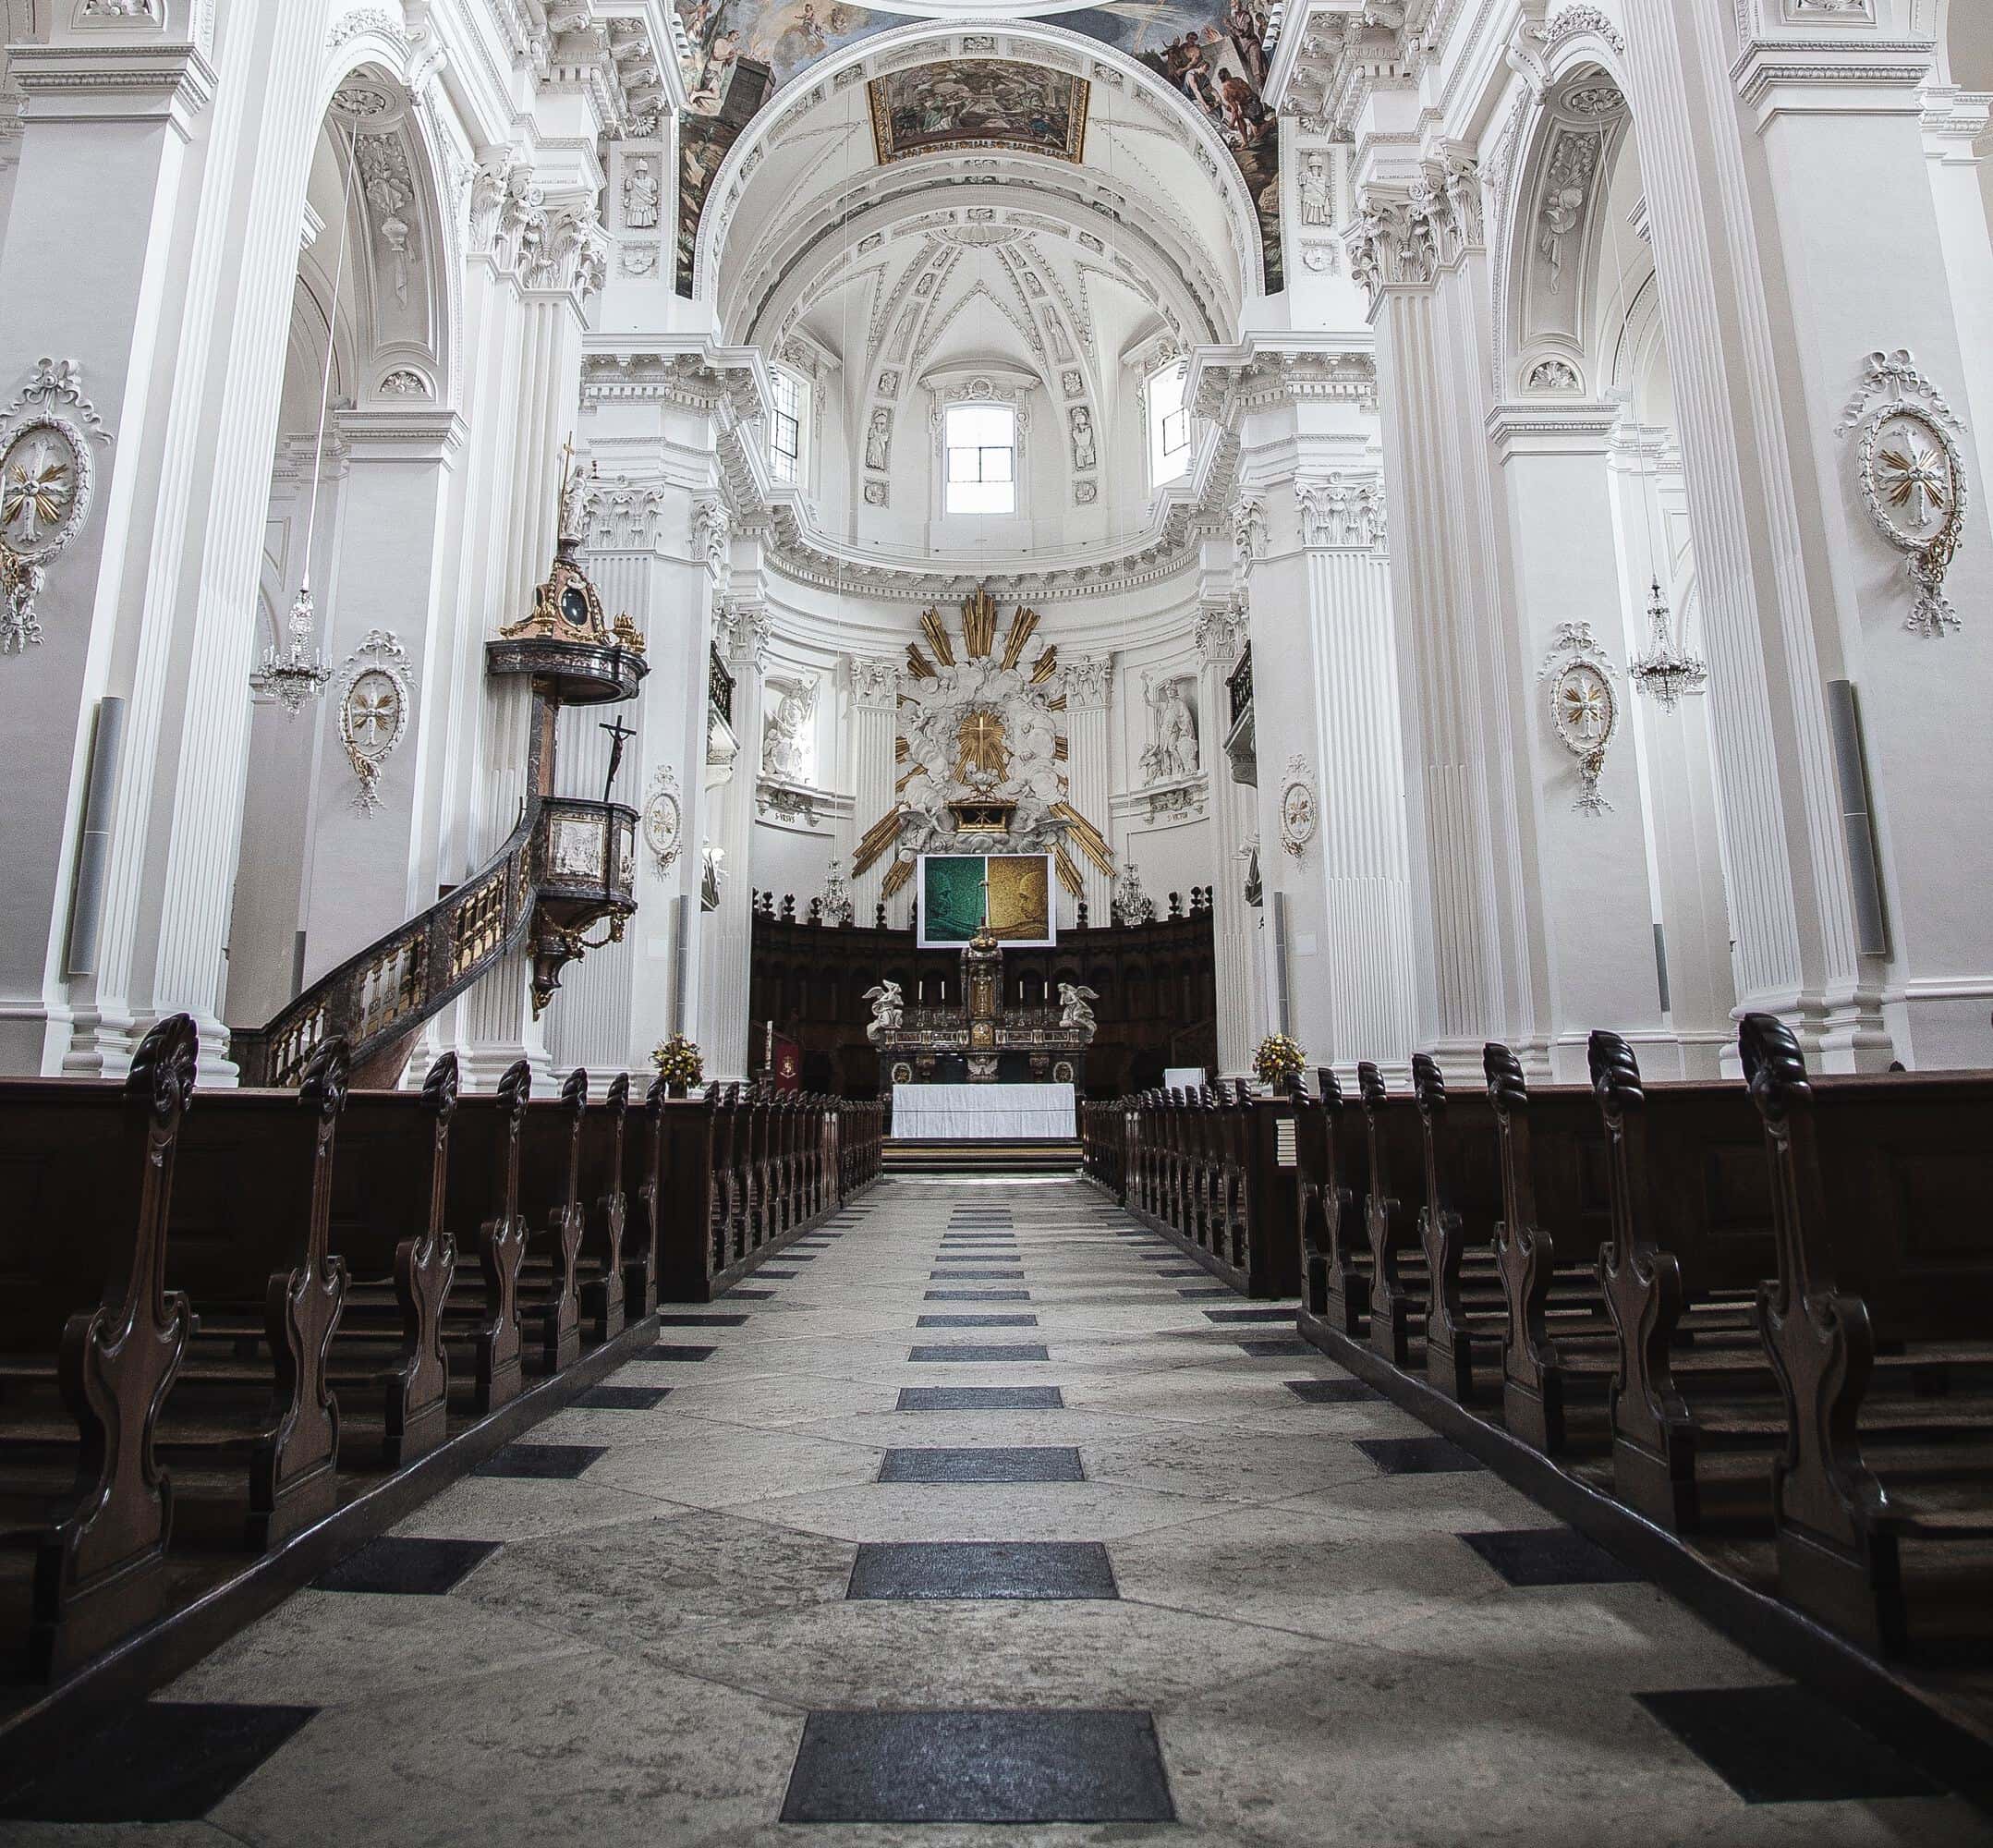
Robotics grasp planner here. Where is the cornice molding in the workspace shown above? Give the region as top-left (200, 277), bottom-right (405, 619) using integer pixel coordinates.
top-left (10, 41), bottom-right (216, 128)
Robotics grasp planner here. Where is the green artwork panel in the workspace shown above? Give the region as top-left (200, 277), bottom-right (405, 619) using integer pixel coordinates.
top-left (924, 855), bottom-right (987, 943)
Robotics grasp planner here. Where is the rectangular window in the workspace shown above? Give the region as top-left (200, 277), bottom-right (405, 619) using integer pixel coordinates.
top-left (1148, 362), bottom-right (1190, 489)
top-left (770, 369), bottom-right (803, 484)
top-left (943, 402), bottom-right (1016, 516)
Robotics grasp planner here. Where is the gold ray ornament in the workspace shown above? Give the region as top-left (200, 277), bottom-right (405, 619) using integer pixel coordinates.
top-left (918, 607), bottom-right (955, 667)
top-left (905, 642), bottom-right (937, 680)
top-left (1053, 801), bottom-right (1114, 876)
top-left (999, 606), bottom-right (1041, 671)
top-left (961, 585), bottom-right (998, 660)
top-left (1028, 647), bottom-right (1059, 686)
top-left (854, 805), bottom-right (907, 876)
top-left (1052, 736), bottom-right (1068, 761)
top-left (1053, 843), bottom-right (1086, 899)
top-left (881, 857), bottom-right (915, 900)
top-left (894, 735), bottom-right (909, 762)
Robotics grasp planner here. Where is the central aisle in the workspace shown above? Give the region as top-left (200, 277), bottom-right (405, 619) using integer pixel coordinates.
top-left (87, 1179), bottom-right (1989, 1844)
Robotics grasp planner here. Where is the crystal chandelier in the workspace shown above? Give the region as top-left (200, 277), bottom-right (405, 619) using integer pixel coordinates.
top-left (1629, 578), bottom-right (1707, 711)
top-left (250, 585), bottom-right (334, 712)
top-left (251, 118), bottom-right (359, 713)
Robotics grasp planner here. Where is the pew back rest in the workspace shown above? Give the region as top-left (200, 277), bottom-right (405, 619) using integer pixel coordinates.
top-left (1793, 1074), bottom-right (1993, 1337)
top-left (1421, 1089), bottom-right (1503, 1233)
top-left (329, 1091), bottom-right (447, 1281)
top-left (165, 1091), bottom-right (335, 1300)
top-left (1629, 1082), bottom-right (1774, 1293)
top-left (1503, 1087), bottom-right (1613, 1256)
top-left (0, 1086), bottom-right (163, 1348)
top-left (444, 1093), bottom-right (526, 1241)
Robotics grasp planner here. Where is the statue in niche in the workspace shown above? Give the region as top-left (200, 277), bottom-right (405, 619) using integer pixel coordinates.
top-left (1069, 405), bottom-right (1096, 471)
top-left (1299, 152), bottom-right (1334, 228)
top-left (761, 677), bottom-right (817, 784)
top-left (1142, 675), bottom-right (1200, 783)
top-left (865, 408), bottom-right (892, 473)
top-left (623, 157), bottom-right (660, 229)
top-left (862, 979), bottom-right (905, 1042)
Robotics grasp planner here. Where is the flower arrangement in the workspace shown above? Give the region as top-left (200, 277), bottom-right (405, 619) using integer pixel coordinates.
top-left (1253, 1033), bottom-right (1307, 1091)
top-left (650, 1033), bottom-right (704, 1095)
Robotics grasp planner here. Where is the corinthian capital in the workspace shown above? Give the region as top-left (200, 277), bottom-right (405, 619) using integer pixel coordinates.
top-left (848, 654), bottom-right (900, 710)
top-left (1061, 653), bottom-right (1114, 711)
top-left (1347, 154), bottom-right (1482, 311)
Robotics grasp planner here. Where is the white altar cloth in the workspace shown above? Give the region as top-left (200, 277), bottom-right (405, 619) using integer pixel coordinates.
top-left (891, 1082), bottom-right (1075, 1140)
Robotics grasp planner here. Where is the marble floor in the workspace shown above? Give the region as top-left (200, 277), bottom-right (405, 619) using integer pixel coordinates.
top-left (6, 1177), bottom-right (1990, 1846)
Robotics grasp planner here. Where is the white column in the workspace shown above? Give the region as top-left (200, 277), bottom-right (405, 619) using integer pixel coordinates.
top-left (845, 654), bottom-right (899, 924)
top-left (1061, 653), bottom-right (1114, 928)
top-left (1354, 174), bottom-right (1550, 1078)
top-left (1195, 602), bottom-right (1266, 1076)
top-left (698, 583), bottom-right (767, 1083)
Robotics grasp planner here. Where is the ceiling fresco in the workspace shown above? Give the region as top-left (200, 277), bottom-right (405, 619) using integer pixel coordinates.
top-left (671, 0), bottom-right (1282, 298)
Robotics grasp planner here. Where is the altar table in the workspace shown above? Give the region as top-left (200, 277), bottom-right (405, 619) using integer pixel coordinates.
top-left (890, 1082), bottom-right (1076, 1140)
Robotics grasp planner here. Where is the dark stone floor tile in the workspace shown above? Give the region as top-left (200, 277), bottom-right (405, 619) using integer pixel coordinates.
top-left (781, 1708), bottom-right (1173, 1823)
top-left (926, 1289), bottom-right (1031, 1302)
top-left (908, 1344), bottom-right (1051, 1362)
top-left (1285, 1379), bottom-right (1382, 1404)
top-left (1136, 1254), bottom-right (1178, 1262)
top-left (755, 1269), bottom-right (799, 1279)
top-left (1238, 1338), bottom-right (1316, 1356)
top-left (1462, 1527), bottom-right (1646, 1588)
top-left (917, 1314), bottom-right (1039, 1328)
top-left (849, 1541), bottom-right (1117, 1600)
top-left (930, 1270), bottom-right (1027, 1281)
top-left (577, 1383), bottom-right (674, 1410)
top-left (655, 1313), bottom-right (749, 1326)
top-left (636, 1343), bottom-right (719, 1362)
top-left (1203, 1307), bottom-right (1298, 1323)
top-left (881, 1447), bottom-right (1084, 1483)
top-left (726, 1288), bottom-right (775, 1300)
top-left (1634, 1686), bottom-right (1942, 1804)
top-left (1355, 1435), bottom-right (1486, 1475)
top-left (1178, 1288), bottom-right (1235, 1299)
top-left (0, 1702), bottom-right (320, 1823)
top-left (310, 1536), bottom-right (501, 1596)
top-left (896, 1387), bottom-right (1065, 1411)
top-left (473, 1442), bottom-right (608, 1480)
top-left (1160, 1268), bottom-right (1209, 1278)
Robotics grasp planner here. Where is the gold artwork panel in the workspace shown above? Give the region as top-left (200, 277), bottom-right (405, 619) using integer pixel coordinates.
top-left (984, 853), bottom-right (1051, 942)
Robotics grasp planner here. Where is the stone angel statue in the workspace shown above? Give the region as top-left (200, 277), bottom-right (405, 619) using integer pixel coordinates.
top-left (1057, 981), bottom-right (1100, 1039)
top-left (862, 979), bottom-right (905, 1043)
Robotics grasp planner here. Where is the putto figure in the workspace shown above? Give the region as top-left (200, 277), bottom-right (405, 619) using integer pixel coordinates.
top-left (862, 979), bottom-right (905, 1042)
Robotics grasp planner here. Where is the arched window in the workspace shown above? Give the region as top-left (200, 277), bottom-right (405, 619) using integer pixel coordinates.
top-left (1146, 359), bottom-right (1190, 489)
top-left (769, 366), bottom-right (807, 485)
top-left (943, 402), bottom-right (1015, 515)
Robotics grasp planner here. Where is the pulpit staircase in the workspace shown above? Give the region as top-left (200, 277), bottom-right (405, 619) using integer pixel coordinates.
top-left (232, 470), bottom-right (646, 1088)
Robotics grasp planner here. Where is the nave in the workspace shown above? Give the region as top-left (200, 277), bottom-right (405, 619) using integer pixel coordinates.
top-left (5, 1178), bottom-right (1985, 1846)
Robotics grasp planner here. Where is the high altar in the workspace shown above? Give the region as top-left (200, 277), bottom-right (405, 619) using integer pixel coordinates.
top-left (866, 926), bottom-right (1095, 1092)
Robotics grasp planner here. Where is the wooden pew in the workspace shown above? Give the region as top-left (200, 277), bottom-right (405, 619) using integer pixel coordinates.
top-left (620, 1076), bottom-right (664, 1320)
top-left (1742, 1014), bottom-right (1993, 1656)
top-left (158, 1040), bottom-right (349, 1551)
top-left (577, 1074), bottom-right (628, 1344)
top-left (516, 1069), bottom-right (588, 1374)
top-left (0, 1015), bottom-right (197, 1680)
top-left (438, 1060), bottom-right (531, 1414)
top-left (1483, 1042), bottom-right (1616, 1453)
top-left (322, 1053), bottom-right (460, 1467)
top-left (1294, 1079), bottom-right (1335, 1323)
top-left (1412, 1053), bottom-right (1506, 1402)
top-left (1320, 1073), bottom-right (1374, 1339)
top-left (1358, 1064), bottom-right (1427, 1367)
top-left (1588, 1030), bottom-right (1780, 1533)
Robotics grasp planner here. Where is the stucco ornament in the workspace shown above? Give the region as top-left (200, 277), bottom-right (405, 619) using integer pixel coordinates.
top-left (643, 764), bottom-right (684, 872)
top-left (0, 359), bottom-right (113, 657)
top-left (335, 629), bottom-right (415, 814)
top-left (1057, 981), bottom-right (1100, 1036)
top-left (1538, 622), bottom-right (1618, 815)
top-left (1279, 754), bottom-right (1318, 857)
top-left (1835, 348), bottom-right (1969, 638)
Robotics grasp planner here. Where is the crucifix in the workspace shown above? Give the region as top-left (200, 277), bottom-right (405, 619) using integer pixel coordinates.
top-left (600, 715), bottom-right (636, 804)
